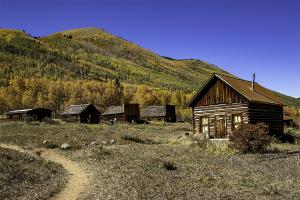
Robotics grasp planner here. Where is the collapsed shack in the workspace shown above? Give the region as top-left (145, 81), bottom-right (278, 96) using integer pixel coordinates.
top-left (102, 104), bottom-right (140, 123)
top-left (5, 108), bottom-right (52, 122)
top-left (142, 105), bottom-right (176, 122)
top-left (61, 104), bottom-right (100, 124)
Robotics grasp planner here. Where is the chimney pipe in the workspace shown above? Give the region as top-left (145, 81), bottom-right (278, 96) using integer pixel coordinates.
top-left (251, 73), bottom-right (256, 91)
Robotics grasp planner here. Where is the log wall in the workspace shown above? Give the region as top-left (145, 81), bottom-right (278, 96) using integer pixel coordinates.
top-left (193, 103), bottom-right (249, 139)
top-left (248, 102), bottom-right (283, 135)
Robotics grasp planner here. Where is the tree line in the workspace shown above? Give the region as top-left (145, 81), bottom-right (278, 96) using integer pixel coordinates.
top-left (0, 77), bottom-right (194, 120)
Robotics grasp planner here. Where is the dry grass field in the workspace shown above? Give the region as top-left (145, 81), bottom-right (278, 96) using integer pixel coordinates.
top-left (0, 121), bottom-right (300, 200)
top-left (0, 147), bottom-right (66, 200)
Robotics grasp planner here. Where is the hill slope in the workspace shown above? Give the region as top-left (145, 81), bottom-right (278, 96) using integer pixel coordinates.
top-left (0, 28), bottom-right (226, 91)
top-left (0, 27), bottom-right (299, 107)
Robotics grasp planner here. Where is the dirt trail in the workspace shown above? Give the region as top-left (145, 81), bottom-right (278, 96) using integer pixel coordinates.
top-left (0, 143), bottom-right (89, 200)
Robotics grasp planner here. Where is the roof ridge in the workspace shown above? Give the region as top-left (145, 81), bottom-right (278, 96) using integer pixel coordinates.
top-left (214, 73), bottom-right (252, 83)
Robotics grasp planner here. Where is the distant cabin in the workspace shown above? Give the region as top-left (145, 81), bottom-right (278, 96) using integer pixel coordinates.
top-left (61, 104), bottom-right (100, 124)
top-left (142, 105), bottom-right (176, 122)
top-left (102, 104), bottom-right (140, 122)
top-left (6, 108), bottom-right (52, 122)
top-left (188, 74), bottom-right (284, 140)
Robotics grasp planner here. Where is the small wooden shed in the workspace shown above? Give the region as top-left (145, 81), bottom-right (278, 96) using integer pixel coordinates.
top-left (61, 104), bottom-right (100, 124)
top-left (188, 73), bottom-right (284, 140)
top-left (6, 108), bottom-right (52, 122)
top-left (102, 104), bottom-right (140, 122)
top-left (142, 105), bottom-right (176, 122)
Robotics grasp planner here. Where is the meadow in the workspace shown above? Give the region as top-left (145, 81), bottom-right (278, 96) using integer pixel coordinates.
top-left (0, 121), bottom-right (300, 200)
top-left (0, 146), bottom-right (66, 200)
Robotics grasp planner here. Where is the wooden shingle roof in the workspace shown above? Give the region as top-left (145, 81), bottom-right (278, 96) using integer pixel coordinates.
top-left (142, 106), bottom-right (167, 117)
top-left (61, 104), bottom-right (90, 115)
top-left (6, 109), bottom-right (33, 115)
top-left (188, 74), bottom-right (284, 107)
top-left (102, 105), bottom-right (124, 115)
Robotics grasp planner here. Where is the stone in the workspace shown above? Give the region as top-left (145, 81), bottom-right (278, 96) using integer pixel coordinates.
top-left (110, 140), bottom-right (115, 144)
top-left (61, 143), bottom-right (71, 149)
top-left (91, 141), bottom-right (98, 146)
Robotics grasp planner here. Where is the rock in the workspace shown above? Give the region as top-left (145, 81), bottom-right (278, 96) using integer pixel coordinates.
top-left (61, 143), bottom-right (71, 149)
top-left (102, 141), bottom-right (107, 145)
top-left (110, 139), bottom-right (115, 144)
top-left (43, 140), bottom-right (48, 144)
top-left (91, 141), bottom-right (98, 146)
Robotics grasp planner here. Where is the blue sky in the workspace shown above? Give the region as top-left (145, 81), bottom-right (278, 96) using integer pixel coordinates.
top-left (1, 0), bottom-right (299, 98)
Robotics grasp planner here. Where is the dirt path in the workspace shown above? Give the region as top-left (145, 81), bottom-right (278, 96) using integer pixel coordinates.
top-left (0, 144), bottom-right (89, 200)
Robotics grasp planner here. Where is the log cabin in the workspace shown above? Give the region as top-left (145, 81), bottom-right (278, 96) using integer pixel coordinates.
top-left (142, 105), bottom-right (176, 122)
top-left (61, 104), bottom-right (100, 124)
top-left (6, 108), bottom-right (52, 122)
top-left (102, 104), bottom-right (140, 123)
top-left (188, 73), bottom-right (284, 140)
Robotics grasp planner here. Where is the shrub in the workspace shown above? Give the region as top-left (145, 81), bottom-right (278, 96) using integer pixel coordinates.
top-left (229, 123), bottom-right (271, 153)
top-left (163, 160), bottom-right (177, 171)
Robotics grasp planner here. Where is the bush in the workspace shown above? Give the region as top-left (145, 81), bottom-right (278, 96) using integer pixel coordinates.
top-left (229, 123), bottom-right (271, 153)
top-left (163, 160), bottom-right (177, 171)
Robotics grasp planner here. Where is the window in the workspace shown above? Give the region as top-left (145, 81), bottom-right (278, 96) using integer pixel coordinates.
top-left (232, 114), bottom-right (243, 130)
top-left (199, 116), bottom-right (209, 134)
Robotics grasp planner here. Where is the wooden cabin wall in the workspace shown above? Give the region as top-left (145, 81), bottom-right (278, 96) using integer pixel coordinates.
top-left (124, 104), bottom-right (140, 116)
top-left (124, 104), bottom-right (140, 121)
top-left (62, 115), bottom-right (80, 122)
top-left (81, 106), bottom-right (100, 124)
top-left (248, 102), bottom-right (283, 135)
top-left (6, 114), bottom-right (26, 121)
top-left (166, 105), bottom-right (176, 122)
top-left (196, 78), bottom-right (248, 106)
top-left (193, 103), bottom-right (249, 138)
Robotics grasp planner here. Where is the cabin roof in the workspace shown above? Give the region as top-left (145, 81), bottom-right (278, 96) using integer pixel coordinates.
top-left (6, 109), bottom-right (33, 115)
top-left (102, 105), bottom-right (124, 115)
top-left (142, 106), bottom-right (167, 117)
top-left (61, 104), bottom-right (91, 115)
top-left (6, 108), bottom-right (52, 115)
top-left (188, 74), bottom-right (284, 107)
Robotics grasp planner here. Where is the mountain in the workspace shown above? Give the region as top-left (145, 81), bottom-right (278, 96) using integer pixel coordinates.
top-left (0, 27), bottom-right (299, 108)
top-left (0, 27), bottom-right (226, 91)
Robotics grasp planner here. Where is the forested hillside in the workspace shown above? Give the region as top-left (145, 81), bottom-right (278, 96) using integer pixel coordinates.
top-left (0, 28), bottom-right (226, 91)
top-left (0, 27), bottom-right (299, 117)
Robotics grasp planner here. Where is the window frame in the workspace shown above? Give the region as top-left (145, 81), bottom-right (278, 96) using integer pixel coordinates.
top-left (232, 113), bottom-right (243, 131)
top-left (199, 116), bottom-right (209, 136)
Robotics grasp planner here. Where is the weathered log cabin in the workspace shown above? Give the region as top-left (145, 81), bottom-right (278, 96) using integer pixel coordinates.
top-left (6, 108), bottom-right (52, 122)
top-left (61, 104), bottom-right (100, 124)
top-left (102, 104), bottom-right (140, 122)
top-left (188, 74), bottom-right (284, 140)
top-left (142, 105), bottom-right (176, 122)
